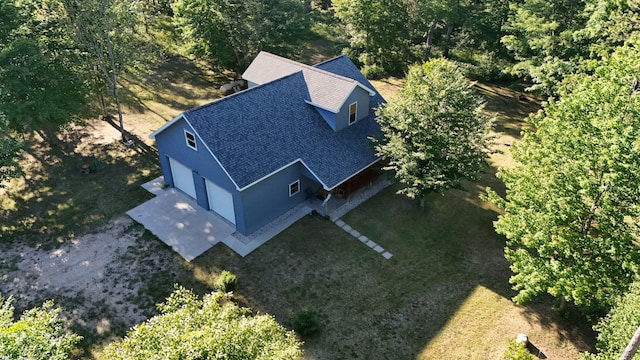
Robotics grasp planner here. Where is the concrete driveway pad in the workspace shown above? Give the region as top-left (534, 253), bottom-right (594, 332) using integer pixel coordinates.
top-left (127, 188), bottom-right (234, 261)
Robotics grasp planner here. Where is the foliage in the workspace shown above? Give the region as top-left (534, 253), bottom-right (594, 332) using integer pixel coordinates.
top-left (0, 295), bottom-right (81, 359)
top-left (0, 136), bottom-right (22, 187)
top-left (583, 281), bottom-right (640, 360)
top-left (486, 42), bottom-right (640, 310)
top-left (504, 340), bottom-right (535, 360)
top-left (501, 0), bottom-right (640, 96)
top-left (172, 0), bottom-right (307, 73)
top-left (291, 307), bottom-right (320, 337)
top-left (500, 0), bottom-right (587, 95)
top-left (333, 0), bottom-right (412, 74)
top-left (103, 287), bottom-right (303, 359)
top-left (214, 270), bottom-right (237, 293)
top-left (61, 0), bottom-right (153, 141)
top-left (374, 58), bottom-right (492, 203)
top-left (0, 0), bottom-right (89, 141)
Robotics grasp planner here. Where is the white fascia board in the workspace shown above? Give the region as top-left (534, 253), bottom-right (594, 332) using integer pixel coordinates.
top-left (149, 114), bottom-right (184, 139)
top-left (325, 158), bottom-right (381, 191)
top-left (356, 81), bottom-right (376, 96)
top-left (304, 100), bottom-right (339, 114)
top-left (181, 115), bottom-right (242, 191)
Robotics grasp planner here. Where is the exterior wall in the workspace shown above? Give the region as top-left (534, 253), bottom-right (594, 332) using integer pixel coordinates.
top-left (238, 161), bottom-right (317, 234)
top-left (154, 117), bottom-right (240, 224)
top-left (246, 80), bottom-right (260, 89)
top-left (335, 87), bottom-right (370, 131)
top-left (316, 107), bottom-right (337, 131)
top-left (155, 119), bottom-right (320, 235)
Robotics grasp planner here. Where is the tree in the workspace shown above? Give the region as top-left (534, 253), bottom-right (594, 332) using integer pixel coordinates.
top-left (501, 0), bottom-right (588, 95)
top-left (0, 0), bottom-right (89, 144)
top-left (486, 42), bottom-right (640, 311)
top-left (172, 0), bottom-right (307, 73)
top-left (333, 0), bottom-right (412, 74)
top-left (583, 281), bottom-right (640, 360)
top-left (0, 295), bottom-right (81, 359)
top-left (374, 58), bottom-right (492, 206)
top-left (62, 0), bottom-right (150, 142)
top-left (103, 287), bottom-right (303, 359)
top-left (0, 135), bottom-right (22, 187)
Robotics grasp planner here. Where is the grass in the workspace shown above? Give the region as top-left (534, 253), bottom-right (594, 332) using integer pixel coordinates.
top-left (0, 55), bottom-right (595, 359)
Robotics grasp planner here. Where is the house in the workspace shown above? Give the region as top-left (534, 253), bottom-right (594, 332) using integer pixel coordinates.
top-left (149, 52), bottom-right (386, 235)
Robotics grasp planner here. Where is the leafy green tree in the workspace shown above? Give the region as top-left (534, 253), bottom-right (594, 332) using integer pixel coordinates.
top-left (486, 43), bottom-right (640, 310)
top-left (333, 0), bottom-right (411, 74)
top-left (501, 0), bottom-right (588, 95)
top-left (62, 0), bottom-right (151, 142)
top-left (0, 0), bottom-right (89, 144)
top-left (583, 281), bottom-right (640, 360)
top-left (103, 287), bottom-right (303, 359)
top-left (0, 136), bottom-right (22, 187)
top-left (0, 295), bottom-right (81, 359)
top-left (576, 0), bottom-right (640, 59)
top-left (374, 58), bottom-right (492, 206)
top-left (172, 0), bottom-right (307, 73)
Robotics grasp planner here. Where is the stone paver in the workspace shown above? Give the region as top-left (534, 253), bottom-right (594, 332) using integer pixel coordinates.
top-left (333, 217), bottom-right (394, 260)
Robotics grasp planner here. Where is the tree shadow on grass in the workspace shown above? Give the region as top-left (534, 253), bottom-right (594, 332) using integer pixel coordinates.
top-left (0, 124), bottom-right (159, 249)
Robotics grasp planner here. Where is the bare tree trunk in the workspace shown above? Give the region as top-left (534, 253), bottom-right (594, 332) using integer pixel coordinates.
top-left (426, 21), bottom-right (436, 48)
top-left (620, 325), bottom-right (640, 360)
top-left (104, 11), bottom-right (126, 142)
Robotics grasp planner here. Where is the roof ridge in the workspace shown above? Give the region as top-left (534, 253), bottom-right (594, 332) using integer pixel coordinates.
top-left (260, 51), bottom-right (357, 85)
top-left (185, 71), bottom-right (304, 114)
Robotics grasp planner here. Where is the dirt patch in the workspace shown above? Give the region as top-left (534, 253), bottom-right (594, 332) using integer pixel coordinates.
top-left (0, 216), bottom-right (171, 340)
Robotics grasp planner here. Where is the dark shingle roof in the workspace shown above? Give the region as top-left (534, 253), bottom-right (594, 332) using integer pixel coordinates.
top-left (182, 55), bottom-right (384, 190)
top-left (242, 52), bottom-right (375, 113)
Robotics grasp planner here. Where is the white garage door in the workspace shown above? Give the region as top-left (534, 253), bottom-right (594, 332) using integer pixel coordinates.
top-left (205, 179), bottom-right (236, 224)
top-left (169, 158), bottom-right (196, 199)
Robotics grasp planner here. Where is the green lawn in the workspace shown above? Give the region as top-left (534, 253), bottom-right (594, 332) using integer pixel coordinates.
top-left (0, 57), bottom-right (595, 359)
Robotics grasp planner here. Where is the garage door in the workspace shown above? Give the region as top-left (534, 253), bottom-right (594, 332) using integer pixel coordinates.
top-left (169, 158), bottom-right (196, 199)
top-left (205, 179), bottom-right (236, 224)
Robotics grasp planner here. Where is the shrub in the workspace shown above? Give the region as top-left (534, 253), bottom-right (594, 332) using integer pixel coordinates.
top-left (361, 64), bottom-right (386, 79)
top-left (503, 340), bottom-right (534, 360)
top-left (214, 270), bottom-right (237, 293)
top-left (292, 307), bottom-right (319, 337)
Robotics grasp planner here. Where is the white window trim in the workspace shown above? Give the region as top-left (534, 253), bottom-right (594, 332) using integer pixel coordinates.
top-left (349, 102), bottom-right (357, 125)
top-left (184, 129), bottom-right (197, 151)
top-left (289, 179), bottom-right (300, 197)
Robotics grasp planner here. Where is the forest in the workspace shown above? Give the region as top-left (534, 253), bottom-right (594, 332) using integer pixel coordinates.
top-left (1, 0), bottom-right (640, 359)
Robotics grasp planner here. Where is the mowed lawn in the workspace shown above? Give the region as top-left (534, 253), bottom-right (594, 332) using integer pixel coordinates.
top-left (0, 57), bottom-right (595, 359)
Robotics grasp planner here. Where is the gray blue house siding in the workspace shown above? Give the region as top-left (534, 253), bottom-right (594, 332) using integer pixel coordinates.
top-left (154, 116), bottom-right (241, 222)
top-left (335, 87), bottom-right (371, 131)
top-left (238, 162), bottom-right (316, 234)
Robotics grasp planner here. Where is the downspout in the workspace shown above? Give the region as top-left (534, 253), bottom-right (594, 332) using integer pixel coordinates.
top-left (321, 193), bottom-right (332, 216)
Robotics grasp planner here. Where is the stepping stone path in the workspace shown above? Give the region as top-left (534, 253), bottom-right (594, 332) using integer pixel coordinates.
top-left (334, 219), bottom-right (393, 260)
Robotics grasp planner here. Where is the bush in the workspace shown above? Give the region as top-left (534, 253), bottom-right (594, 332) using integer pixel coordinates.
top-left (214, 270), bottom-right (237, 293)
top-left (292, 307), bottom-right (320, 337)
top-left (503, 340), bottom-right (534, 360)
top-left (361, 64), bottom-right (386, 79)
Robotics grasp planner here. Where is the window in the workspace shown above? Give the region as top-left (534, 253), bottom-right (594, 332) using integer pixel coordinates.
top-left (289, 180), bottom-right (300, 197)
top-left (349, 102), bottom-right (357, 125)
top-left (185, 130), bottom-right (197, 150)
